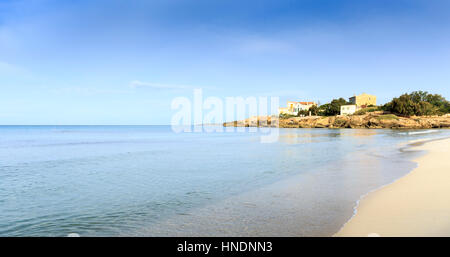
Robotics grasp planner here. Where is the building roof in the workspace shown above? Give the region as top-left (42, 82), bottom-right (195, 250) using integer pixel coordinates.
top-left (352, 93), bottom-right (376, 97)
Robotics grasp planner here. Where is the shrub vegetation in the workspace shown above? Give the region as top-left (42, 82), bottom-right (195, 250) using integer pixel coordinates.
top-left (318, 98), bottom-right (350, 116)
top-left (382, 91), bottom-right (450, 116)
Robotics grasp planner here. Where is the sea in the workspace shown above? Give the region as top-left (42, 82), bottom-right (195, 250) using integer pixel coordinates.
top-left (0, 125), bottom-right (448, 236)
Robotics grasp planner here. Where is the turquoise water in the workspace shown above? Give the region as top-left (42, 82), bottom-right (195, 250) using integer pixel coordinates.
top-left (0, 126), bottom-right (448, 236)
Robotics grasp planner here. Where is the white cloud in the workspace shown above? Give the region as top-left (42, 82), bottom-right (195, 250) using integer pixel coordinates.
top-left (129, 80), bottom-right (194, 90)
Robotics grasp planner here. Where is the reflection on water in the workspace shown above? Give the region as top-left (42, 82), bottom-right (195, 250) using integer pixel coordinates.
top-left (0, 126), bottom-right (448, 236)
top-left (278, 128), bottom-right (382, 145)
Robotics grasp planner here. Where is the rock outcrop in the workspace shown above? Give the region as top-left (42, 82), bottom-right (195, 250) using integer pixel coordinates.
top-left (223, 112), bottom-right (450, 129)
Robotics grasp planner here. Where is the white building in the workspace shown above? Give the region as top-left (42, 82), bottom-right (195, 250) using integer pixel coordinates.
top-left (340, 104), bottom-right (357, 115)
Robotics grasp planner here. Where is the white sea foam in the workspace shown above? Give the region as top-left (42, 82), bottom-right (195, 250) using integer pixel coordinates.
top-left (399, 130), bottom-right (439, 135)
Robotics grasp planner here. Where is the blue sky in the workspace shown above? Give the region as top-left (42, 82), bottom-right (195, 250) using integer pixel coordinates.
top-left (1, 0), bottom-right (449, 124)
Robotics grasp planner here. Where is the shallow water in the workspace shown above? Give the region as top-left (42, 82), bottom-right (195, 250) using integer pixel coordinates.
top-left (0, 126), bottom-right (448, 236)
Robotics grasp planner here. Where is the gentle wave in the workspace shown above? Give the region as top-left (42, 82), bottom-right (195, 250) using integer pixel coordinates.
top-left (398, 130), bottom-right (439, 135)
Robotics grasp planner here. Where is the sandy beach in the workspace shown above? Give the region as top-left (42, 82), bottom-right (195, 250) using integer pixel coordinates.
top-left (335, 137), bottom-right (450, 237)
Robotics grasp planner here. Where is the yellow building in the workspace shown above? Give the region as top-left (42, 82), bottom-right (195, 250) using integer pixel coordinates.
top-left (349, 93), bottom-right (377, 107)
top-left (278, 107), bottom-right (288, 114)
top-left (340, 93), bottom-right (377, 115)
top-left (279, 101), bottom-right (317, 115)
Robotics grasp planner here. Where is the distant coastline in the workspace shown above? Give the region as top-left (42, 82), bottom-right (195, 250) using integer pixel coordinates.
top-left (223, 112), bottom-right (450, 129)
top-left (224, 91), bottom-right (450, 129)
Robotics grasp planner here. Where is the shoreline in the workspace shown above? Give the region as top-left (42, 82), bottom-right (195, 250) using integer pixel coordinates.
top-left (223, 113), bottom-right (450, 129)
top-left (335, 137), bottom-right (450, 236)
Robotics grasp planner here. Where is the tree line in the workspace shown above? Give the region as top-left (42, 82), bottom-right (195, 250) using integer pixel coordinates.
top-left (282, 91), bottom-right (449, 118)
top-left (381, 91), bottom-right (450, 116)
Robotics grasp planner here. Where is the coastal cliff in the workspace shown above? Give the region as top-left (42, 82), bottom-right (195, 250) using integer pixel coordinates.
top-left (223, 112), bottom-right (450, 129)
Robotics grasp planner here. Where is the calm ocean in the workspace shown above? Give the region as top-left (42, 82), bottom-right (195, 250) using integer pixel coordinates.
top-left (0, 125), bottom-right (448, 236)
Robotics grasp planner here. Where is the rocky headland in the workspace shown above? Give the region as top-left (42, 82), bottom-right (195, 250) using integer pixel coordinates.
top-left (223, 112), bottom-right (450, 129)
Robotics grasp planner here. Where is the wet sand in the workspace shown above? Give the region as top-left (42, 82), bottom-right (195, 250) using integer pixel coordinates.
top-left (335, 137), bottom-right (450, 237)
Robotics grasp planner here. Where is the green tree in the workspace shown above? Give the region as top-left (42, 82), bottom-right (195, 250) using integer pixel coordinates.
top-left (383, 91), bottom-right (448, 116)
top-left (318, 103), bottom-right (330, 116)
top-left (319, 98), bottom-right (349, 116)
top-left (297, 109), bottom-right (309, 116)
top-left (308, 105), bottom-right (319, 116)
